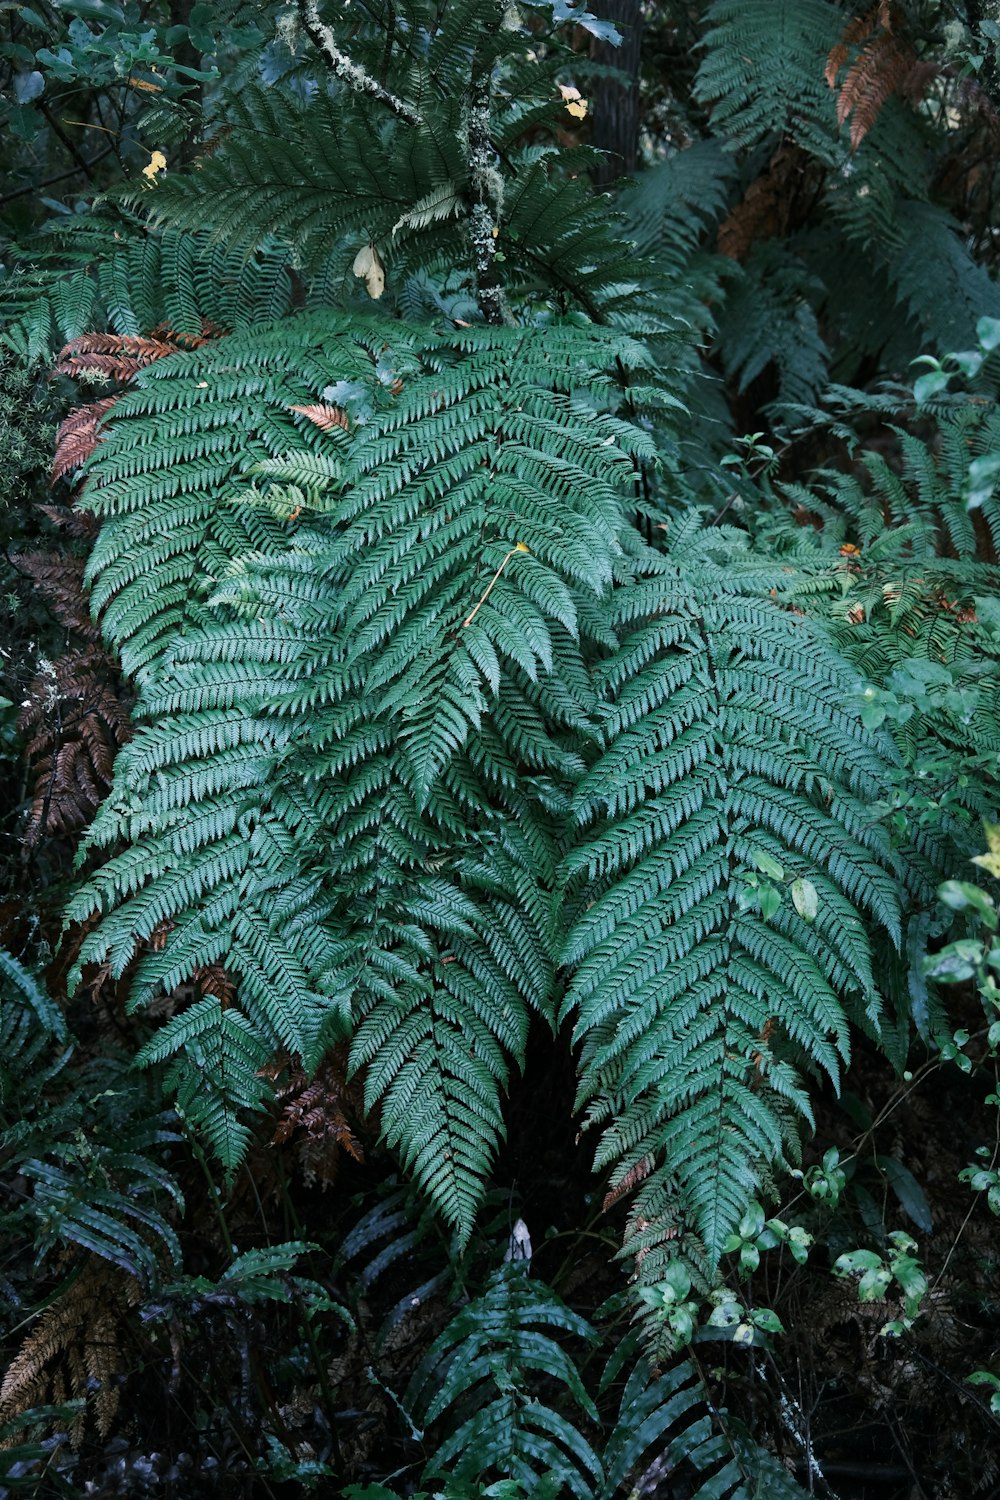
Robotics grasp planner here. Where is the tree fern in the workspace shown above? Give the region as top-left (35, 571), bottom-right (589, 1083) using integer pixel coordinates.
top-left (43, 0), bottom-right (925, 1325)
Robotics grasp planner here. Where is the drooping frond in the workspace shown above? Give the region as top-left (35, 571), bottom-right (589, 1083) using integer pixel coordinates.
top-left (0, 948), bottom-right (69, 1089)
top-left (715, 243), bottom-right (829, 408)
top-left (403, 1263), bottom-right (812, 1497)
top-left (407, 1265), bottom-right (601, 1495)
top-left (69, 309), bottom-right (651, 1237)
top-left (560, 532), bottom-right (900, 1268)
top-left (694, 0), bottom-right (843, 159)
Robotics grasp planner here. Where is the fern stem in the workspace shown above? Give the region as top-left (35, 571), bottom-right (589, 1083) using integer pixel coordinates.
top-left (462, 544), bottom-right (528, 626)
top-left (188, 1131), bottom-right (235, 1258)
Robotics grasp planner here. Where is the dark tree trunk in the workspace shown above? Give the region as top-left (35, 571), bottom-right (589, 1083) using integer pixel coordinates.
top-left (589, 0), bottom-right (643, 186)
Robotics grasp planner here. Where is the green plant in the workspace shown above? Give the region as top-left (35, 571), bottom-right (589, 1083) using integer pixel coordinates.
top-left (34, 0), bottom-right (951, 1323)
top-left (6, 0), bottom-right (1000, 1491)
top-left (399, 1260), bottom-right (810, 1498)
top-left (833, 1230), bottom-right (929, 1336)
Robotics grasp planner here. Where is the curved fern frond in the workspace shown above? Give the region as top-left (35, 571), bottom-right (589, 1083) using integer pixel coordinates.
top-left (560, 538), bottom-right (901, 1269)
top-left (69, 310), bottom-right (646, 1237)
top-left (406, 1265), bottom-right (601, 1497)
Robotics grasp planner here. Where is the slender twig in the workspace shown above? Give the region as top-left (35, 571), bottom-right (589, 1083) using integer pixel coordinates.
top-left (2, 146), bottom-right (116, 207)
top-left (463, 544), bottom-right (528, 626)
top-left (273, 1158), bottom-right (345, 1472)
top-left (932, 1056), bottom-right (1000, 1292)
top-left (295, 0), bottom-right (422, 125)
top-left (38, 101), bottom-right (94, 178)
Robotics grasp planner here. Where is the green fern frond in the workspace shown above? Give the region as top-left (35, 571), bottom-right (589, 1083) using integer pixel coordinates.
top-left (694, 0), bottom-right (842, 158)
top-left (560, 542), bottom-right (900, 1268)
top-left (69, 310), bottom-right (643, 1223)
top-left (146, 1001), bottom-right (273, 1176)
top-left (406, 1265), bottom-right (601, 1497)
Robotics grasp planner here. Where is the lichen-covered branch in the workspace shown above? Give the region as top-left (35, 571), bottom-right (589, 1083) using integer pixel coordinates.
top-left (467, 49), bottom-right (509, 325)
top-left (295, 0), bottom-right (422, 127)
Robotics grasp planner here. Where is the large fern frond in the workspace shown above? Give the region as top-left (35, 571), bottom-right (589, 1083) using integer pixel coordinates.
top-left (68, 311), bottom-right (650, 1238)
top-left (560, 532), bottom-right (900, 1269)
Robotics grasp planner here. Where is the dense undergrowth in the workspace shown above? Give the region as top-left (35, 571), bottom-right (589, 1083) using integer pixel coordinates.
top-left (2, 1), bottom-right (1000, 1495)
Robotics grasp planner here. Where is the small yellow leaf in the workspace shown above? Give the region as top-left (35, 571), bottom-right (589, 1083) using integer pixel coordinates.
top-left (514, 542), bottom-right (530, 553)
top-left (971, 821), bottom-right (1000, 877)
top-left (352, 242), bottom-right (385, 300)
top-left (558, 84), bottom-right (588, 120)
top-left (142, 149), bottom-right (167, 181)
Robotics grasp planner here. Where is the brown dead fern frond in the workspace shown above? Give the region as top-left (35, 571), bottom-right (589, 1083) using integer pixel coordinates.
top-left (838, 33), bottom-right (920, 149)
top-left (192, 961), bottom-right (238, 1005)
top-left (51, 397), bottom-right (117, 485)
top-left (53, 333), bottom-right (181, 384)
top-left (9, 553), bottom-right (99, 640)
top-left (825, 0), bottom-right (894, 84)
top-left (149, 318), bottom-right (227, 349)
top-left (824, 1), bottom-right (889, 88)
top-left (36, 501), bottom-right (100, 540)
top-left (602, 1155), bottom-right (654, 1213)
top-left (0, 1257), bottom-right (139, 1445)
top-left (825, 3), bottom-right (932, 150)
top-left (289, 402), bottom-right (350, 433)
top-left (18, 648), bottom-right (130, 847)
top-left (270, 1050), bottom-right (365, 1189)
top-left (717, 144), bottom-right (812, 261)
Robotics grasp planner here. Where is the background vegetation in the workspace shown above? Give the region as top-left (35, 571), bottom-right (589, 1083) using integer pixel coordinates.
top-left (2, 1), bottom-right (1000, 1495)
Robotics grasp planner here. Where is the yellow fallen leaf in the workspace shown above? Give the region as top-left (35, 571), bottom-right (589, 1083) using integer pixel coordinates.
top-left (352, 242), bottom-right (385, 300)
top-left (971, 821), bottom-right (1000, 878)
top-left (558, 84), bottom-right (588, 120)
top-left (142, 149), bottom-right (167, 181)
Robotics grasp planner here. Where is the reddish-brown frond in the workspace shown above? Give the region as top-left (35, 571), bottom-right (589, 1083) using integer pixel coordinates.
top-left (36, 501), bottom-right (100, 539)
top-left (148, 318), bottom-right (228, 349)
top-left (53, 333), bottom-right (180, 383)
top-left (18, 649), bottom-right (130, 847)
top-left (51, 397), bottom-right (117, 485)
top-left (717, 144), bottom-right (812, 261)
top-left (825, 3), bottom-right (931, 150)
top-left (837, 32), bottom-right (916, 149)
top-left (270, 1051), bottom-right (365, 1189)
top-left (289, 402), bottom-right (351, 432)
top-left (10, 552), bottom-right (99, 639)
top-left (193, 961), bottom-right (238, 1005)
top-left (602, 1154), bottom-right (654, 1213)
top-left (825, 7), bottom-right (879, 89)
